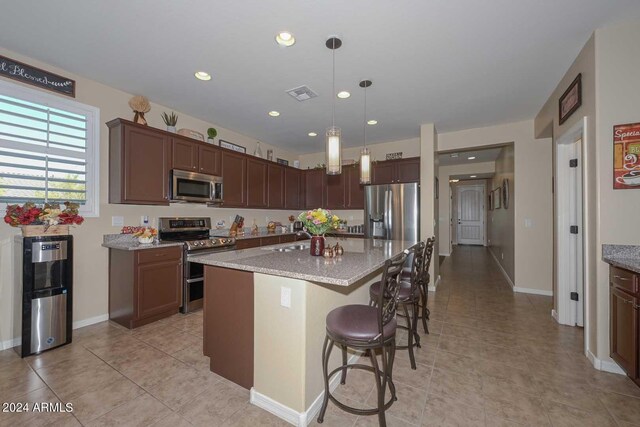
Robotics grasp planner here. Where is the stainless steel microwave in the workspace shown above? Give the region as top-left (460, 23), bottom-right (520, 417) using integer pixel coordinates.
top-left (170, 169), bottom-right (223, 204)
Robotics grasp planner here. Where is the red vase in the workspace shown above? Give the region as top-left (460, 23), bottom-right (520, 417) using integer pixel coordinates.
top-left (310, 235), bottom-right (325, 256)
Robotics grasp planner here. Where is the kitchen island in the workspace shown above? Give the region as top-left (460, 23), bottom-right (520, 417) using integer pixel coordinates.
top-left (189, 238), bottom-right (416, 426)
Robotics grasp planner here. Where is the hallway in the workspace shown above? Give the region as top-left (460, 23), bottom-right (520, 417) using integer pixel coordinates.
top-left (423, 245), bottom-right (640, 425)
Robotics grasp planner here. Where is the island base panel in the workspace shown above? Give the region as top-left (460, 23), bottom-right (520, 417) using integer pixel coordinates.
top-left (204, 266), bottom-right (254, 389)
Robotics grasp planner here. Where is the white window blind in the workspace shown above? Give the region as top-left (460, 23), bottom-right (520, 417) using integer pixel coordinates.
top-left (0, 80), bottom-right (99, 216)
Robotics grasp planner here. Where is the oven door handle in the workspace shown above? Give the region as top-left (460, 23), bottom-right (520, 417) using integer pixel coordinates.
top-left (186, 277), bottom-right (204, 284)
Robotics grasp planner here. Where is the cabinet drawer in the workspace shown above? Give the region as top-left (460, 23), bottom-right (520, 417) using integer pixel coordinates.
top-left (236, 239), bottom-right (261, 250)
top-left (137, 247), bottom-right (182, 264)
top-left (260, 236), bottom-right (281, 246)
top-left (610, 267), bottom-right (638, 294)
top-left (280, 234), bottom-right (296, 243)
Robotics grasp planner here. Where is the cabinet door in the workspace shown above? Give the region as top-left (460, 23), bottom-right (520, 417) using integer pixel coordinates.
top-left (267, 164), bottom-right (285, 209)
top-left (284, 168), bottom-right (302, 209)
top-left (304, 169), bottom-right (326, 209)
top-left (610, 286), bottom-right (638, 378)
top-left (246, 158), bottom-right (268, 208)
top-left (345, 165), bottom-right (365, 209)
top-left (172, 138), bottom-right (198, 171)
top-left (372, 162), bottom-right (395, 184)
top-left (123, 125), bottom-right (170, 204)
top-left (136, 259), bottom-right (182, 320)
top-left (236, 239), bottom-right (261, 250)
top-left (221, 151), bottom-right (247, 207)
top-left (396, 158), bottom-right (421, 183)
top-left (326, 173), bottom-right (345, 209)
top-left (199, 145), bottom-right (222, 175)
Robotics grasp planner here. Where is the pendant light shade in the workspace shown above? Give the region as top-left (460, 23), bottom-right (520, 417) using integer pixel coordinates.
top-left (326, 37), bottom-right (342, 175)
top-left (326, 126), bottom-right (342, 175)
top-left (359, 79), bottom-right (372, 184)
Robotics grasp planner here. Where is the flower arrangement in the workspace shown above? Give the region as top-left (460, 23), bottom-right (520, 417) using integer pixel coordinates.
top-left (122, 226), bottom-right (157, 244)
top-left (4, 202), bottom-right (84, 227)
top-left (298, 208), bottom-right (340, 236)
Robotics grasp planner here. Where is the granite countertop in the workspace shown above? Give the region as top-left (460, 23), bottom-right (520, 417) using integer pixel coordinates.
top-left (210, 229), bottom-right (298, 240)
top-left (602, 244), bottom-right (640, 274)
top-left (102, 234), bottom-right (184, 251)
top-left (188, 238), bottom-right (417, 286)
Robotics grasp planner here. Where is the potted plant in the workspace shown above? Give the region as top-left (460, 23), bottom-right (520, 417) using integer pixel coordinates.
top-left (161, 112), bottom-right (178, 133)
top-left (207, 127), bottom-right (217, 144)
top-left (4, 201), bottom-right (84, 236)
top-left (297, 209), bottom-right (340, 256)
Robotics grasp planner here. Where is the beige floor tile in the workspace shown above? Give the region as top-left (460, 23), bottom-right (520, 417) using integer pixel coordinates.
top-left (484, 391), bottom-right (551, 426)
top-left (421, 394), bottom-right (485, 427)
top-left (543, 400), bottom-right (617, 427)
top-left (177, 380), bottom-right (249, 426)
top-left (221, 403), bottom-right (290, 426)
top-left (538, 375), bottom-right (609, 415)
top-left (311, 394), bottom-right (359, 427)
top-left (147, 366), bottom-right (219, 411)
top-left (354, 413), bottom-right (416, 426)
top-left (85, 393), bottom-right (172, 427)
top-left (0, 368), bottom-right (46, 401)
top-left (41, 361), bottom-right (124, 401)
top-left (148, 412), bottom-right (194, 427)
top-left (429, 367), bottom-right (483, 409)
top-left (391, 357), bottom-right (433, 391)
top-left (70, 376), bottom-right (145, 424)
top-left (332, 367), bottom-right (375, 404)
top-left (0, 387), bottom-right (73, 427)
top-left (597, 390), bottom-right (640, 425)
top-left (171, 343), bottom-right (211, 372)
top-left (366, 381), bottom-right (427, 425)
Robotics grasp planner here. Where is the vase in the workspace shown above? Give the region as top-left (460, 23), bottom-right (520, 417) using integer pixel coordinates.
top-left (138, 236), bottom-right (154, 244)
top-left (310, 235), bottom-right (325, 256)
top-left (167, 126), bottom-right (176, 133)
top-left (21, 225), bottom-right (69, 237)
top-left (207, 137), bottom-right (215, 144)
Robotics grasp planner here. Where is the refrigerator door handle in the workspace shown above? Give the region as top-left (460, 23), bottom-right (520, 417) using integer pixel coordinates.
top-left (387, 190), bottom-right (393, 239)
top-left (383, 190), bottom-right (389, 238)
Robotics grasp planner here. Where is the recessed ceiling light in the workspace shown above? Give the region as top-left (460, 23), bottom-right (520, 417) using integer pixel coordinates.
top-left (337, 91), bottom-right (351, 99)
top-left (450, 153), bottom-right (459, 158)
top-left (470, 175), bottom-right (477, 178)
top-left (367, 120), bottom-right (378, 125)
top-left (268, 111), bottom-right (280, 117)
top-left (308, 132), bottom-right (317, 137)
top-left (194, 71), bottom-right (211, 81)
top-left (468, 156), bottom-right (477, 160)
top-left (275, 32), bottom-right (295, 46)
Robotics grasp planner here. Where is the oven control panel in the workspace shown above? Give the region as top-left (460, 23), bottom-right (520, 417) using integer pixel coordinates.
top-left (185, 237), bottom-right (236, 251)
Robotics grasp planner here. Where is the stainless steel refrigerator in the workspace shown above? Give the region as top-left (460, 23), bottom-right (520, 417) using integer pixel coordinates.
top-left (364, 183), bottom-right (419, 242)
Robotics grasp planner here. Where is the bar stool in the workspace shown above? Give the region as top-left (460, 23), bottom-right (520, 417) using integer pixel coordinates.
top-left (369, 242), bottom-right (426, 369)
top-left (317, 250), bottom-right (408, 427)
top-left (418, 237), bottom-right (435, 334)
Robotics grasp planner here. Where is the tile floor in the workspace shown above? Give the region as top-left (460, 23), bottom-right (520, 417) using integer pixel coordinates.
top-left (1, 245), bottom-right (639, 426)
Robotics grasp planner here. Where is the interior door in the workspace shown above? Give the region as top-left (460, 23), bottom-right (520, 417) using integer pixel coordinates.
top-left (457, 185), bottom-right (485, 245)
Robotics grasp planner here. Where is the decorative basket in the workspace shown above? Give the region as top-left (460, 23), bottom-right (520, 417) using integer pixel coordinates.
top-left (21, 225), bottom-right (70, 237)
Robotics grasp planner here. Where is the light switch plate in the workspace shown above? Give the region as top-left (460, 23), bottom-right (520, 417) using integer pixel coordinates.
top-left (140, 215), bottom-right (149, 226)
top-left (280, 287), bottom-right (291, 308)
top-left (111, 216), bottom-right (124, 227)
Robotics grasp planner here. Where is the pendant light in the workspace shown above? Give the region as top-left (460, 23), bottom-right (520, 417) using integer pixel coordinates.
top-left (325, 37), bottom-right (342, 175)
top-left (359, 80), bottom-right (372, 184)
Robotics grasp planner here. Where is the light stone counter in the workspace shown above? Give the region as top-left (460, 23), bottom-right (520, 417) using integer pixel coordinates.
top-left (602, 244), bottom-right (640, 274)
top-left (189, 238), bottom-right (417, 286)
top-left (101, 234), bottom-right (184, 251)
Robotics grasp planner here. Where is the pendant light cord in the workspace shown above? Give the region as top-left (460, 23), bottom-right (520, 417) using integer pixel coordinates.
top-left (331, 40), bottom-right (336, 129)
top-left (363, 84), bottom-right (367, 148)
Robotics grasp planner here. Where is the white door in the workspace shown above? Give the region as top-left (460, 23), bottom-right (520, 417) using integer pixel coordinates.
top-left (457, 185), bottom-right (485, 245)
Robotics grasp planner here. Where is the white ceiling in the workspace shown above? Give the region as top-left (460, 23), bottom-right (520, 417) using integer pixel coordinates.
top-left (2, 1), bottom-right (639, 154)
top-left (438, 147), bottom-right (503, 167)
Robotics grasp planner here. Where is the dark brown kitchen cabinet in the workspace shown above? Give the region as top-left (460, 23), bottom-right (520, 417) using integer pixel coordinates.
top-left (285, 168), bottom-right (303, 210)
top-left (267, 164), bottom-right (285, 209)
top-left (222, 150), bottom-right (247, 207)
top-left (345, 165), bottom-right (365, 209)
top-left (108, 246), bottom-right (182, 329)
top-left (326, 173), bottom-right (345, 210)
top-left (246, 158), bottom-right (268, 208)
top-left (172, 137), bottom-right (198, 171)
top-left (372, 157), bottom-right (420, 184)
top-left (609, 265), bottom-right (640, 386)
top-left (108, 119), bottom-right (171, 205)
top-left (305, 169), bottom-right (326, 209)
top-left (198, 145), bottom-right (222, 175)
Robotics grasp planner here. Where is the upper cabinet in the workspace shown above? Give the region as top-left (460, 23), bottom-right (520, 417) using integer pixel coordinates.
top-left (246, 158), bottom-right (268, 208)
top-left (221, 150), bottom-right (247, 207)
top-left (171, 137), bottom-right (198, 171)
top-left (372, 157), bottom-right (420, 184)
top-left (345, 165), bottom-right (364, 209)
top-left (305, 169), bottom-right (326, 209)
top-left (108, 119), bottom-right (171, 205)
top-left (284, 168), bottom-right (303, 210)
top-left (326, 173), bottom-right (345, 210)
top-left (268, 164), bottom-right (285, 209)
top-left (199, 145), bottom-right (222, 175)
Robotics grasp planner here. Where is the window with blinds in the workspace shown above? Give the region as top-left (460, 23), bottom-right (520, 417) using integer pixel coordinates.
top-left (0, 80), bottom-right (99, 216)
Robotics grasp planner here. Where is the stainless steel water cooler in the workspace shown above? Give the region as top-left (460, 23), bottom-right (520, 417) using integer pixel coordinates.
top-left (14, 235), bottom-right (73, 357)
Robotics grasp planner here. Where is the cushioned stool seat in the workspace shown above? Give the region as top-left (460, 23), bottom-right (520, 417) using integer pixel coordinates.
top-left (369, 280), bottom-right (419, 302)
top-left (326, 305), bottom-right (397, 342)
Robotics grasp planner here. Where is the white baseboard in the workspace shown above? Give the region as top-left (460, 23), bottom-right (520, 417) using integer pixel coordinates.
top-left (439, 252), bottom-right (450, 257)
top-left (587, 350), bottom-right (625, 375)
top-left (428, 275), bottom-right (440, 292)
top-left (513, 287), bottom-right (553, 296)
top-left (488, 250), bottom-right (515, 288)
top-left (551, 309), bottom-right (559, 322)
top-left (251, 352), bottom-right (360, 426)
top-left (1, 313), bottom-right (109, 350)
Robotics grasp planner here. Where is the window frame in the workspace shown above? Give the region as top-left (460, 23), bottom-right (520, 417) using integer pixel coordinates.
top-left (0, 78), bottom-right (100, 217)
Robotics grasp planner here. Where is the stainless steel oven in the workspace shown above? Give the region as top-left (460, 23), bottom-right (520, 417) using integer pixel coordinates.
top-left (170, 169), bottom-right (223, 204)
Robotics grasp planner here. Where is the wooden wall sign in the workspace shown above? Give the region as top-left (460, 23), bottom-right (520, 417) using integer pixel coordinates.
top-left (613, 122), bottom-right (640, 189)
top-left (559, 74), bottom-right (581, 125)
top-left (0, 55), bottom-right (75, 97)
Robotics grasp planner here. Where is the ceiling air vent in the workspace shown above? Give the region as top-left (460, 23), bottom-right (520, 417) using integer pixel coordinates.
top-left (286, 85), bottom-right (318, 102)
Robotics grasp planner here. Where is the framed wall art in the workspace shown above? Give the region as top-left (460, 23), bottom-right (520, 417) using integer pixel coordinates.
top-left (276, 158), bottom-right (289, 166)
top-left (502, 178), bottom-right (510, 209)
top-left (0, 55), bottom-right (76, 97)
top-left (493, 188), bottom-right (502, 209)
top-left (559, 74), bottom-right (582, 125)
top-left (613, 122), bottom-right (640, 189)
top-left (219, 139), bottom-right (246, 154)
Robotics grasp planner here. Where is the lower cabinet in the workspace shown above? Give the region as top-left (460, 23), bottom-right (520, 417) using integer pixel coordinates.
top-left (109, 246), bottom-right (182, 329)
top-left (234, 233), bottom-right (303, 250)
top-left (609, 266), bottom-right (640, 385)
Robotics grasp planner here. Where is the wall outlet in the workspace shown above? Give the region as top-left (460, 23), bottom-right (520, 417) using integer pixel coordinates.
top-left (280, 287), bottom-right (291, 308)
top-left (140, 215), bottom-right (149, 226)
top-left (111, 216), bottom-right (124, 227)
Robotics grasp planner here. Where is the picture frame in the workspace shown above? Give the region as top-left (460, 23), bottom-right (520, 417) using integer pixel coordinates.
top-left (488, 191), bottom-right (493, 211)
top-left (435, 177), bottom-right (439, 200)
top-left (386, 152), bottom-right (403, 160)
top-left (502, 178), bottom-right (510, 209)
top-left (0, 55), bottom-right (76, 97)
top-left (219, 139), bottom-right (246, 154)
top-left (613, 122), bottom-right (640, 189)
top-left (493, 188), bottom-right (502, 209)
top-left (276, 158), bottom-right (289, 166)
top-left (559, 73), bottom-right (582, 125)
